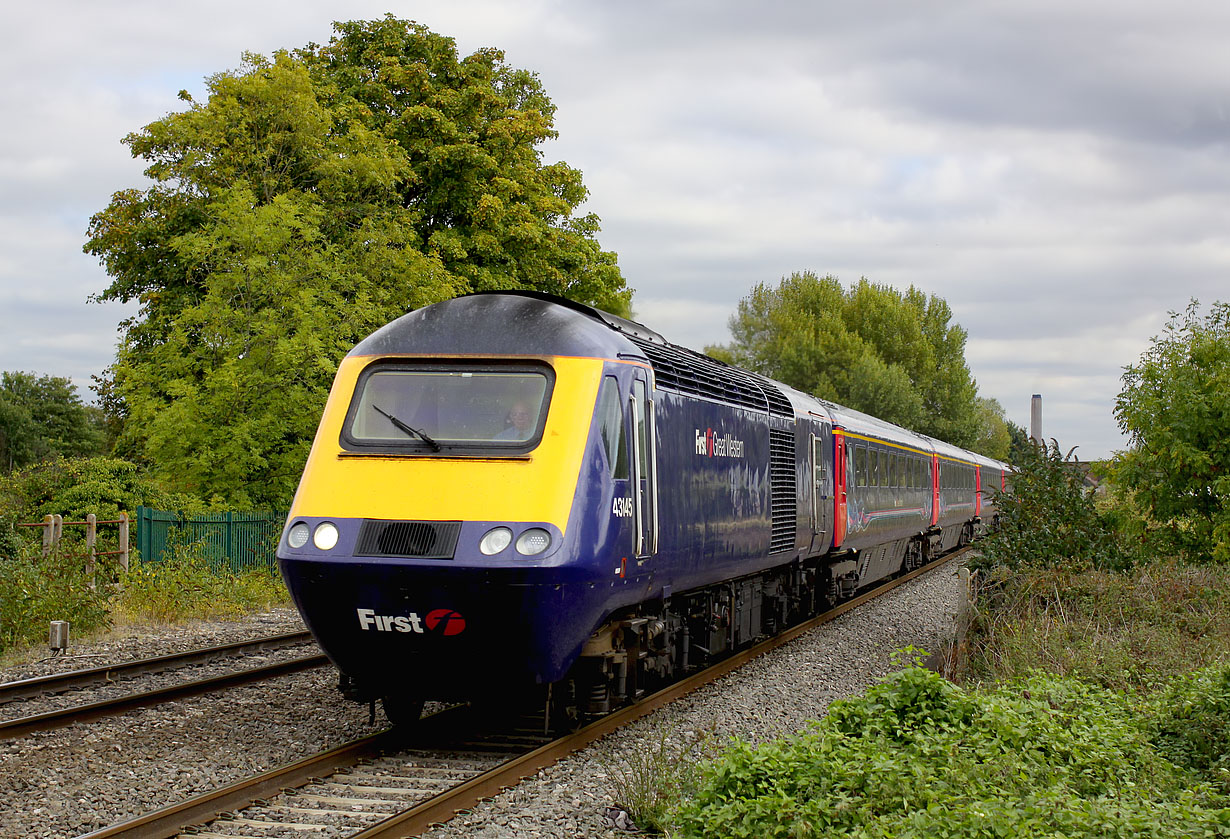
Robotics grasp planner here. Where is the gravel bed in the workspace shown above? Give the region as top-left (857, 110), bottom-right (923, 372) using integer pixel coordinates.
top-left (0, 564), bottom-right (962, 838)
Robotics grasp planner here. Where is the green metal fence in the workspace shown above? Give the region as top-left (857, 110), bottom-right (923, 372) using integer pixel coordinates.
top-left (134, 507), bottom-right (286, 573)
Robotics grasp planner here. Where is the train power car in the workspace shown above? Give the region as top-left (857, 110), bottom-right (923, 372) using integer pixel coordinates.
top-left (276, 292), bottom-right (1010, 724)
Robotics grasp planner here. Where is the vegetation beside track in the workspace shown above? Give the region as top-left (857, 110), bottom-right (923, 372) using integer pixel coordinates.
top-left (0, 530), bottom-right (288, 663)
top-left (675, 663), bottom-right (1230, 838)
top-left (637, 441), bottom-right (1230, 836)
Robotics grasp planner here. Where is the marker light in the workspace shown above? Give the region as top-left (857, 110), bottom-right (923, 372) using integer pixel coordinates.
top-left (515, 528), bottom-right (552, 556)
top-left (287, 522), bottom-right (310, 549)
top-left (479, 527), bottom-right (513, 555)
top-left (313, 522), bottom-right (340, 551)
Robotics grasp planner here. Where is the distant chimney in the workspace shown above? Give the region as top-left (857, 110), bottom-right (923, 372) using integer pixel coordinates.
top-left (1030, 394), bottom-right (1043, 445)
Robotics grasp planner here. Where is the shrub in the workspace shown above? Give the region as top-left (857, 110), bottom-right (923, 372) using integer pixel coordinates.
top-left (973, 440), bottom-right (1130, 574)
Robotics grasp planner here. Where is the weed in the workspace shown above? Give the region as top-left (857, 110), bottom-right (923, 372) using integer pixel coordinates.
top-left (601, 721), bottom-right (718, 835)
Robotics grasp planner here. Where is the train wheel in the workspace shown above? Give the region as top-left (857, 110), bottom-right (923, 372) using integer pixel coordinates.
top-left (381, 694), bottom-right (425, 726)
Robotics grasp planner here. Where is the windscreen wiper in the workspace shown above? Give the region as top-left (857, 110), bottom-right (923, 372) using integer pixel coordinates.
top-left (372, 405), bottom-right (442, 451)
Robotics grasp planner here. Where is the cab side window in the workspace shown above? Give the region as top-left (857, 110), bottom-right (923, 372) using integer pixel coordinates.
top-left (596, 377), bottom-right (629, 479)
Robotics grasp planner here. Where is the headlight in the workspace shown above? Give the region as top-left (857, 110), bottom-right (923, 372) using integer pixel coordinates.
top-left (313, 522), bottom-right (340, 551)
top-left (286, 522), bottom-right (310, 549)
top-left (515, 528), bottom-right (552, 556)
top-left (479, 527), bottom-right (513, 555)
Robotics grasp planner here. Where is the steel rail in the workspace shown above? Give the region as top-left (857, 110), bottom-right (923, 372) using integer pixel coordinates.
top-left (0, 652), bottom-right (329, 740)
top-left (0, 630), bottom-right (314, 704)
top-left (77, 549), bottom-right (967, 839)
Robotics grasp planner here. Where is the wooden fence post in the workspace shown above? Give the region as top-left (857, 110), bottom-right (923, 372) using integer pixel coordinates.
top-left (42, 515), bottom-right (54, 557)
top-left (52, 515), bottom-right (63, 554)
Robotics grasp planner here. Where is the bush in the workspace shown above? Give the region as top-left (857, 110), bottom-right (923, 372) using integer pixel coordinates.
top-left (675, 667), bottom-right (1230, 838)
top-left (973, 440), bottom-right (1130, 574)
top-left (0, 456), bottom-right (203, 527)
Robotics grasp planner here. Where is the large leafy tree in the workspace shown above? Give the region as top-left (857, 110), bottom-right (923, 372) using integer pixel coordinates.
top-left (85, 17), bottom-right (629, 507)
top-left (0, 372), bottom-right (106, 473)
top-left (1115, 300), bottom-right (1230, 563)
top-left (710, 272), bottom-right (988, 451)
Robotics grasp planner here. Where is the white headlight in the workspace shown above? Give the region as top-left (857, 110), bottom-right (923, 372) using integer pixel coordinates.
top-left (479, 527), bottom-right (513, 555)
top-left (313, 522), bottom-right (340, 551)
top-left (287, 522), bottom-right (310, 549)
top-left (515, 528), bottom-right (551, 556)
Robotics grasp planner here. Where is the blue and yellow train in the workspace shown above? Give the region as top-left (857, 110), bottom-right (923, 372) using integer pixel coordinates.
top-left (277, 292), bottom-right (1010, 723)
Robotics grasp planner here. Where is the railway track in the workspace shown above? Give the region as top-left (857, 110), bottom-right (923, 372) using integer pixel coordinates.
top-left (79, 548), bottom-right (968, 839)
top-left (0, 631), bottom-right (326, 740)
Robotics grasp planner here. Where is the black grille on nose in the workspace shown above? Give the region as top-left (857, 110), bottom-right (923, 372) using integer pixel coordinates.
top-left (355, 520), bottom-right (461, 559)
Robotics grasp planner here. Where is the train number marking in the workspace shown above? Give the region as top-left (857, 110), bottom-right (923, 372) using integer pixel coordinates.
top-left (612, 496), bottom-right (634, 517)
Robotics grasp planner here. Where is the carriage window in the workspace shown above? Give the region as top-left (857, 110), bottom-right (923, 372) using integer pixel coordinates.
top-left (596, 377), bottom-right (628, 479)
top-left (344, 363), bottom-right (551, 451)
top-left (855, 446), bottom-right (867, 487)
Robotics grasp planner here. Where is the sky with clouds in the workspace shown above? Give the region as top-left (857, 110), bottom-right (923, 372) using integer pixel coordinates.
top-left (4, 0), bottom-right (1228, 459)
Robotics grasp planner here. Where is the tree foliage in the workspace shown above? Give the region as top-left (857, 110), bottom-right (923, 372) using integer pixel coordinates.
top-left (1115, 300), bottom-right (1230, 563)
top-left (710, 272), bottom-right (995, 451)
top-left (85, 17), bottom-right (629, 507)
top-left (0, 372), bottom-right (105, 473)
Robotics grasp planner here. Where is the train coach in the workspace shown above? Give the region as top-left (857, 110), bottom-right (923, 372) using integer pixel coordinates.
top-left (276, 292), bottom-right (1010, 724)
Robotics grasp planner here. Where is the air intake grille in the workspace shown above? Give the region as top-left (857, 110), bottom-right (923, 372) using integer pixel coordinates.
top-left (624, 335), bottom-right (794, 418)
top-left (355, 520), bottom-right (461, 559)
top-left (769, 429), bottom-right (797, 554)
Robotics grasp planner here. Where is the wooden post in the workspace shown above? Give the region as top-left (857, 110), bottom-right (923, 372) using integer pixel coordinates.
top-left (52, 515), bottom-right (63, 554)
top-left (118, 512), bottom-right (130, 572)
top-left (86, 513), bottom-right (97, 590)
top-left (42, 515), bottom-right (54, 557)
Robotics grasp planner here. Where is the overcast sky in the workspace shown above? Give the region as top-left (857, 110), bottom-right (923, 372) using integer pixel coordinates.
top-left (5, 0), bottom-right (1229, 459)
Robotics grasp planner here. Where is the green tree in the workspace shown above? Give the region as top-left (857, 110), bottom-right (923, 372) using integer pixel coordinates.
top-left (85, 17), bottom-right (629, 507)
top-left (968, 396), bottom-right (1012, 461)
top-left (710, 272), bottom-right (983, 449)
top-left (0, 372), bottom-right (106, 473)
top-left (1005, 418), bottom-right (1031, 465)
top-left (1115, 300), bottom-right (1230, 563)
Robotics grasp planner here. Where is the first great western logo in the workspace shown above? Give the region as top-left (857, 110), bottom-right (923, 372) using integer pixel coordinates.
top-left (694, 428), bottom-right (745, 458)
